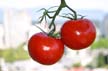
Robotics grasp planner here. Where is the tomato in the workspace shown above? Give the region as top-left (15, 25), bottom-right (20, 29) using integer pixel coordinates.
top-left (61, 19), bottom-right (96, 50)
top-left (28, 32), bottom-right (64, 65)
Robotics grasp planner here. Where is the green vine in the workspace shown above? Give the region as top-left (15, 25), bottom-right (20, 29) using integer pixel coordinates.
top-left (38, 0), bottom-right (78, 37)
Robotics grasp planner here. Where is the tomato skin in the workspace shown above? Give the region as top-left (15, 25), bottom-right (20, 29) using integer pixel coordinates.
top-left (61, 19), bottom-right (96, 50)
top-left (28, 32), bottom-right (64, 65)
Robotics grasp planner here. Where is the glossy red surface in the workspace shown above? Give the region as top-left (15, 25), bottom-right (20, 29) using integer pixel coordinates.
top-left (61, 19), bottom-right (96, 50)
top-left (28, 32), bottom-right (64, 65)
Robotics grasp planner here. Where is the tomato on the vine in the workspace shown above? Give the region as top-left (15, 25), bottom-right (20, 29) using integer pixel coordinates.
top-left (28, 32), bottom-right (64, 65)
top-left (61, 19), bottom-right (96, 50)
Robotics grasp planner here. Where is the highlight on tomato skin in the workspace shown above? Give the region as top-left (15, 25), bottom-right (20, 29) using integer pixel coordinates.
top-left (60, 19), bottom-right (96, 50)
top-left (28, 32), bottom-right (64, 65)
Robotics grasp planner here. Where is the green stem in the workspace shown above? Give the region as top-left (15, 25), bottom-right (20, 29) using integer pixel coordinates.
top-left (48, 0), bottom-right (67, 35)
top-left (66, 5), bottom-right (77, 20)
top-left (48, 0), bottom-right (77, 36)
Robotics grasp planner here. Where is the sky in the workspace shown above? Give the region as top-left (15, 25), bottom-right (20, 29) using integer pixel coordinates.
top-left (0, 0), bottom-right (108, 23)
top-left (0, 0), bottom-right (108, 12)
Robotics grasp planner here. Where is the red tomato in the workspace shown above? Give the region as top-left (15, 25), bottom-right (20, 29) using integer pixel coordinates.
top-left (61, 19), bottom-right (96, 50)
top-left (28, 32), bottom-right (64, 65)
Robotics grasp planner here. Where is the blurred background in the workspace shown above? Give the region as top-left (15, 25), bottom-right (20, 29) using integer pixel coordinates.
top-left (0, 0), bottom-right (108, 71)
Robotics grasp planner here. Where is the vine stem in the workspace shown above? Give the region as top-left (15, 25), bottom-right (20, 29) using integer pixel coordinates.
top-left (48, 0), bottom-right (66, 35)
top-left (48, 0), bottom-right (77, 36)
top-left (66, 5), bottom-right (77, 20)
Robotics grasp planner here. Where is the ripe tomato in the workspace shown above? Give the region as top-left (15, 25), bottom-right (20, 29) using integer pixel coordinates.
top-left (61, 19), bottom-right (96, 50)
top-left (28, 32), bottom-right (64, 65)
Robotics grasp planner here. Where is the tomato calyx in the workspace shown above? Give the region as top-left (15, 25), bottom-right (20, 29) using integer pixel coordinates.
top-left (34, 24), bottom-right (60, 38)
top-left (60, 13), bottom-right (86, 20)
top-left (48, 32), bottom-right (60, 38)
